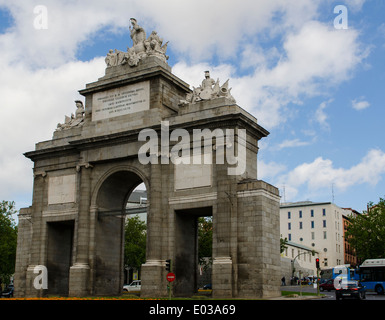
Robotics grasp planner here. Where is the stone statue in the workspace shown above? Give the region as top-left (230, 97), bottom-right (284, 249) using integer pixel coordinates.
top-left (129, 18), bottom-right (147, 56)
top-left (179, 71), bottom-right (236, 106)
top-left (105, 18), bottom-right (169, 68)
top-left (56, 100), bottom-right (85, 131)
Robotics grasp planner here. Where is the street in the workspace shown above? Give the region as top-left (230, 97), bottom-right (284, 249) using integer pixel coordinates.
top-left (282, 285), bottom-right (385, 300)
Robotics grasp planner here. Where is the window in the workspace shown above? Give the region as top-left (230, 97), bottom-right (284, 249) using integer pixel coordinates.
top-left (299, 210), bottom-right (302, 218)
top-left (288, 222), bottom-right (291, 230)
top-left (288, 234), bottom-right (291, 241)
top-left (299, 222), bottom-right (303, 229)
top-left (311, 232), bottom-right (315, 240)
top-left (323, 231), bottom-right (327, 239)
top-left (288, 211), bottom-right (291, 219)
top-left (322, 208), bottom-right (326, 216)
top-left (323, 220), bottom-right (327, 228)
top-left (311, 209), bottom-right (314, 217)
top-left (311, 221), bottom-right (314, 229)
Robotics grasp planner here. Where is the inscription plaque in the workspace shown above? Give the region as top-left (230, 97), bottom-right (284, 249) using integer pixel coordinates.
top-left (92, 81), bottom-right (150, 121)
top-left (48, 174), bottom-right (76, 205)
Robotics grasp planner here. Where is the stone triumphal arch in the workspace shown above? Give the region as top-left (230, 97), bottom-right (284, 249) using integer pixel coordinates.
top-left (15, 20), bottom-right (281, 298)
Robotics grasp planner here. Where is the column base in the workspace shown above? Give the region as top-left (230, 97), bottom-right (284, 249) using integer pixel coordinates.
top-left (24, 265), bottom-right (48, 298)
top-left (68, 263), bottom-right (90, 297)
top-left (140, 260), bottom-right (167, 297)
top-left (212, 257), bottom-right (233, 298)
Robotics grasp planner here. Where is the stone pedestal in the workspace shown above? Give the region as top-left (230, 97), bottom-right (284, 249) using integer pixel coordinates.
top-left (140, 260), bottom-right (167, 297)
top-left (68, 263), bottom-right (90, 296)
top-left (25, 265), bottom-right (46, 298)
top-left (212, 257), bottom-right (233, 298)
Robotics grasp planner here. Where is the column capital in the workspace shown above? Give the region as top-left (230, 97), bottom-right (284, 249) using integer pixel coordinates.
top-left (76, 162), bottom-right (93, 172)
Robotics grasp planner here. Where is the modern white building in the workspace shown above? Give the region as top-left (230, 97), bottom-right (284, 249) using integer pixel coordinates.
top-left (280, 201), bottom-right (354, 273)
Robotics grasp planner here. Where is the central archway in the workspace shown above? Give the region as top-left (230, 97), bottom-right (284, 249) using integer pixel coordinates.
top-left (92, 168), bottom-right (148, 296)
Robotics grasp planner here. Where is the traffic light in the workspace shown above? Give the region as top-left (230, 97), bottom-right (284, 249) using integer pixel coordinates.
top-left (316, 258), bottom-right (320, 269)
top-left (165, 259), bottom-right (171, 271)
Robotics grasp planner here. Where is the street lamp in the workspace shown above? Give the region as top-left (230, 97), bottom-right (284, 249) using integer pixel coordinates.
top-left (291, 250), bottom-right (317, 284)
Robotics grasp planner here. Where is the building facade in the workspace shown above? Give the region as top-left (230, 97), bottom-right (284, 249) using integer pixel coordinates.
top-left (342, 208), bottom-right (361, 267)
top-left (280, 201), bottom-right (354, 271)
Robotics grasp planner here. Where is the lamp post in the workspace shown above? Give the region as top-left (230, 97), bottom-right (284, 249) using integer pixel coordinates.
top-left (291, 250), bottom-right (317, 285)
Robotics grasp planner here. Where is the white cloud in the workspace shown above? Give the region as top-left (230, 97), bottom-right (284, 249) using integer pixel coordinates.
top-left (314, 99), bottom-right (333, 130)
top-left (0, 0), bottom-right (370, 207)
top-left (275, 149), bottom-right (385, 199)
top-left (258, 160), bottom-right (287, 181)
top-left (352, 98), bottom-right (370, 110)
top-left (0, 58), bottom-right (105, 201)
top-left (274, 139), bottom-right (311, 150)
top-left (0, 0), bottom-right (321, 67)
top-left (342, 0), bottom-right (367, 12)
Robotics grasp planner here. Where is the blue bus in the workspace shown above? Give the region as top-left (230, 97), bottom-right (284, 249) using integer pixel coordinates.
top-left (357, 259), bottom-right (385, 295)
top-left (320, 264), bottom-right (358, 282)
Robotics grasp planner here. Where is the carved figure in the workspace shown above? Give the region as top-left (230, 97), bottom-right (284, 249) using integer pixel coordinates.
top-left (105, 18), bottom-right (169, 68)
top-left (179, 71), bottom-right (236, 106)
top-left (56, 100), bottom-right (85, 131)
top-left (130, 18), bottom-right (146, 46)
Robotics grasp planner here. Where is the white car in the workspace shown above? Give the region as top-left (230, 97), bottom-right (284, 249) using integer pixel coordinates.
top-left (123, 280), bottom-right (141, 292)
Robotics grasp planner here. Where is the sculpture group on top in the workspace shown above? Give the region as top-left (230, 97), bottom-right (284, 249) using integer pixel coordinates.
top-left (105, 18), bottom-right (169, 68)
top-left (179, 71), bottom-right (236, 106)
top-left (56, 100), bottom-right (84, 131)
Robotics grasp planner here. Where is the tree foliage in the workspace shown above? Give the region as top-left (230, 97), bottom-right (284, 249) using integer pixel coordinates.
top-left (280, 237), bottom-right (288, 254)
top-left (124, 215), bottom-right (146, 271)
top-left (198, 217), bottom-right (213, 270)
top-left (345, 197), bottom-right (385, 261)
top-left (0, 201), bottom-right (18, 285)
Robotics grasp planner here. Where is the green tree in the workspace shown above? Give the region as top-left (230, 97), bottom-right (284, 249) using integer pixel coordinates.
top-left (124, 215), bottom-right (146, 272)
top-left (198, 217), bottom-right (213, 271)
top-left (280, 237), bottom-right (288, 254)
top-left (345, 197), bottom-right (385, 261)
top-left (0, 201), bottom-right (18, 285)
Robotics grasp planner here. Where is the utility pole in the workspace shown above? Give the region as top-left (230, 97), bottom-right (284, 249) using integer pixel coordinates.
top-left (316, 257), bottom-right (320, 296)
top-left (165, 259), bottom-right (174, 300)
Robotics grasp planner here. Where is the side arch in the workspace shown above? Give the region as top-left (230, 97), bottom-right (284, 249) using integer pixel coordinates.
top-left (89, 164), bottom-right (150, 295)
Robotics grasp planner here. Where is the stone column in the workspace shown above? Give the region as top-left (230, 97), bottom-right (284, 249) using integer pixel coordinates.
top-left (212, 154), bottom-right (237, 298)
top-left (69, 163), bottom-right (92, 296)
top-left (140, 163), bottom-right (167, 297)
top-left (25, 172), bottom-right (47, 297)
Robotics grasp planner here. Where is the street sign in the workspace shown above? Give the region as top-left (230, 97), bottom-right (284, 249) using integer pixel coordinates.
top-left (166, 272), bottom-right (175, 282)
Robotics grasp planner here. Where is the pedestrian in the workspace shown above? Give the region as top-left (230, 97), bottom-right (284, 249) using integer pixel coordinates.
top-left (281, 276), bottom-right (286, 286)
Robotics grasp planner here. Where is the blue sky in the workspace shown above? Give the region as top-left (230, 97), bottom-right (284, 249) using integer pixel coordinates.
top-left (0, 0), bottom-right (384, 214)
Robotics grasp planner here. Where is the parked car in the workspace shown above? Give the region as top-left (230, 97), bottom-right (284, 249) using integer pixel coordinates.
top-left (319, 279), bottom-right (335, 292)
top-left (335, 280), bottom-right (366, 300)
top-left (123, 280), bottom-right (141, 292)
top-left (1, 285), bottom-right (14, 298)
